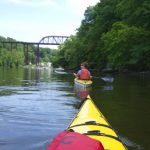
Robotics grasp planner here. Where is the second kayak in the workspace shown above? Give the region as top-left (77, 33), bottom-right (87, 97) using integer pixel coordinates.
top-left (74, 78), bottom-right (92, 88)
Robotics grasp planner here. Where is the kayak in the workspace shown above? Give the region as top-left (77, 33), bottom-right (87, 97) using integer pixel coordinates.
top-left (74, 78), bottom-right (92, 87)
top-left (67, 95), bottom-right (127, 150)
top-left (46, 95), bottom-right (128, 150)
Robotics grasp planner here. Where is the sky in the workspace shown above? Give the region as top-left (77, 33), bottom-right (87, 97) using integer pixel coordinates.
top-left (0, 0), bottom-right (99, 43)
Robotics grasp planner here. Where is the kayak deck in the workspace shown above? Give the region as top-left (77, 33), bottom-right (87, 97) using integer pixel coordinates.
top-left (74, 78), bottom-right (92, 87)
top-left (67, 96), bottom-right (127, 150)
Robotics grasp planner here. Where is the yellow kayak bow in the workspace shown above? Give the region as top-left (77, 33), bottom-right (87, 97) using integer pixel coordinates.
top-left (67, 95), bottom-right (127, 150)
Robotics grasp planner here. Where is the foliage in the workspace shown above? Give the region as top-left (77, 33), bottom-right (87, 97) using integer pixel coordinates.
top-left (0, 36), bottom-right (55, 68)
top-left (56, 0), bottom-right (150, 71)
top-left (1, 0), bottom-right (150, 71)
top-left (101, 22), bottom-right (150, 69)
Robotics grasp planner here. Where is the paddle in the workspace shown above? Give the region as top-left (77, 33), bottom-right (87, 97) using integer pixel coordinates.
top-left (92, 76), bottom-right (114, 83)
top-left (55, 69), bottom-right (114, 83)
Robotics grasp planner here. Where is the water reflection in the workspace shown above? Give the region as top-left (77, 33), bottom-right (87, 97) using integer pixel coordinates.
top-left (74, 84), bottom-right (91, 100)
top-left (0, 89), bottom-right (17, 96)
top-left (23, 67), bottom-right (53, 82)
top-left (0, 67), bottom-right (77, 150)
top-left (101, 85), bottom-right (114, 91)
top-left (101, 75), bottom-right (114, 83)
top-left (0, 68), bottom-right (150, 150)
top-left (120, 136), bottom-right (144, 150)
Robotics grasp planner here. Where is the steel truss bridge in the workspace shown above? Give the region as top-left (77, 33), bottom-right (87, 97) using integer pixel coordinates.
top-left (0, 36), bottom-right (69, 65)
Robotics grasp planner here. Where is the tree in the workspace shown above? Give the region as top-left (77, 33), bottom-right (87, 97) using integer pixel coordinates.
top-left (101, 22), bottom-right (150, 70)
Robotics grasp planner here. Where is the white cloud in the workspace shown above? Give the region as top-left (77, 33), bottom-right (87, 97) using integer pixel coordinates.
top-left (66, 0), bottom-right (99, 16)
top-left (1, 0), bottom-right (99, 42)
top-left (0, 20), bottom-right (76, 42)
top-left (6, 0), bottom-right (99, 15)
top-left (7, 0), bottom-right (58, 7)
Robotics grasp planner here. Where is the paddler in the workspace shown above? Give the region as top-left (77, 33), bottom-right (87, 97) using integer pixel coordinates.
top-left (73, 62), bottom-right (92, 80)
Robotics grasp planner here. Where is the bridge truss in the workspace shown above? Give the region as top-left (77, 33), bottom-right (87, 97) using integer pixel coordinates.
top-left (0, 35), bottom-right (69, 65)
top-left (39, 36), bottom-right (69, 45)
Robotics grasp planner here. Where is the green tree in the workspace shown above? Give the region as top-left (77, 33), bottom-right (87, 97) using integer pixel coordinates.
top-left (101, 22), bottom-right (150, 70)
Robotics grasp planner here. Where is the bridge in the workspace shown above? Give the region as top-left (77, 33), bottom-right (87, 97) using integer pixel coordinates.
top-left (0, 35), bottom-right (69, 65)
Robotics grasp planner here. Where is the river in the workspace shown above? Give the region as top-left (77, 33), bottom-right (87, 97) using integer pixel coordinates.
top-left (0, 67), bottom-right (149, 150)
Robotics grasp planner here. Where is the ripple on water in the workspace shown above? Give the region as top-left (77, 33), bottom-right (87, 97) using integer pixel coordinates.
top-left (119, 135), bottom-right (144, 150)
top-left (0, 80), bottom-right (77, 150)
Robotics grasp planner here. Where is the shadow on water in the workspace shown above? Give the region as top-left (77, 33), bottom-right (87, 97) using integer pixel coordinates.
top-left (91, 73), bottom-right (150, 150)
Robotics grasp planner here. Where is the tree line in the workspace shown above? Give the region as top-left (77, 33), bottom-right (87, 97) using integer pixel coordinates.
top-left (56, 0), bottom-right (150, 71)
top-left (1, 0), bottom-right (150, 71)
top-left (0, 36), bottom-right (58, 68)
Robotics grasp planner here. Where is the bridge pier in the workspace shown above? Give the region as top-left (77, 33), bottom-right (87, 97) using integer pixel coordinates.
top-left (24, 44), bottom-right (29, 65)
top-left (10, 43), bottom-right (17, 51)
top-left (35, 44), bottom-right (40, 66)
top-left (0, 35), bottom-right (69, 66)
top-left (11, 43), bottom-right (12, 51)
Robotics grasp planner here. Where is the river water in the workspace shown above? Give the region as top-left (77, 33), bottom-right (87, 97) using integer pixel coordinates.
top-left (0, 67), bottom-right (149, 150)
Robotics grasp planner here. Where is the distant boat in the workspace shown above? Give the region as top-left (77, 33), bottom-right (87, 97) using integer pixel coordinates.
top-left (54, 67), bottom-right (67, 74)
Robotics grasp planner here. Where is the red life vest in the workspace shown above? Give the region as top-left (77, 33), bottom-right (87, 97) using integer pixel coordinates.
top-left (79, 68), bottom-right (90, 80)
top-left (46, 130), bottom-right (104, 150)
